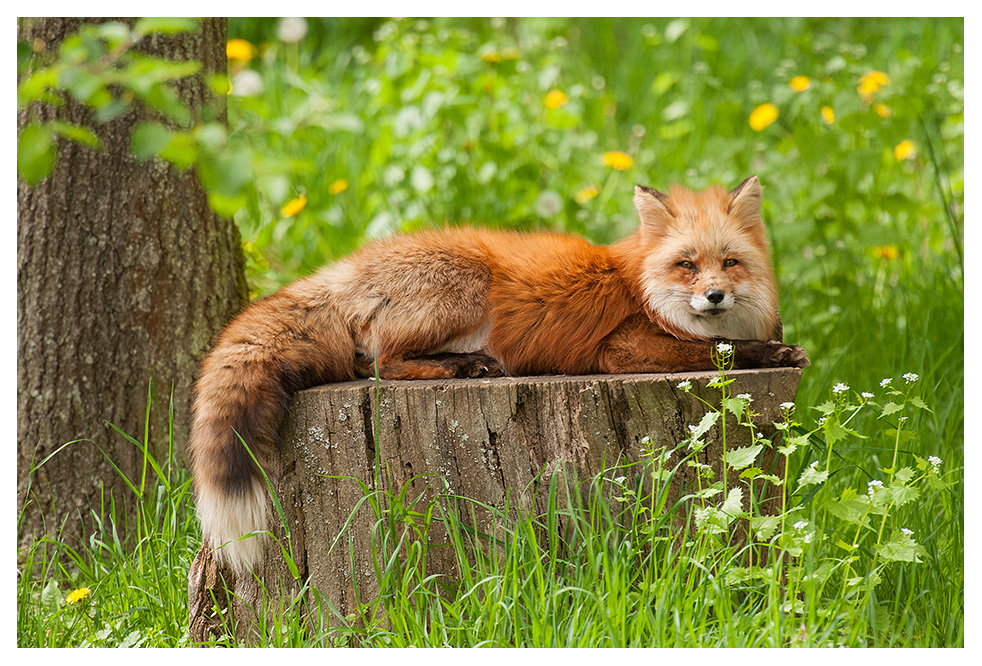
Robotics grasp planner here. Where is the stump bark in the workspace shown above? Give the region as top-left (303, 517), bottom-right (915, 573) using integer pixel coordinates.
top-left (188, 367), bottom-right (801, 645)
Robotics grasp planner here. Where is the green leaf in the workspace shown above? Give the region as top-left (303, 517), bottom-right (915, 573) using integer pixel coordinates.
top-left (725, 444), bottom-right (763, 470)
top-left (18, 122), bottom-right (57, 185)
top-left (879, 402), bottom-right (903, 418)
top-left (41, 579), bottom-right (62, 613)
top-left (131, 122), bottom-right (173, 159)
top-left (826, 494), bottom-right (869, 525)
top-left (750, 514), bottom-right (781, 540)
top-left (909, 396), bottom-right (933, 413)
top-left (720, 486), bottom-right (745, 522)
top-left (894, 466), bottom-right (916, 484)
top-left (797, 464), bottom-right (829, 487)
top-left (132, 17), bottom-right (200, 36)
top-left (50, 120), bottom-right (102, 150)
top-left (877, 533), bottom-right (924, 563)
top-left (689, 410), bottom-right (720, 440)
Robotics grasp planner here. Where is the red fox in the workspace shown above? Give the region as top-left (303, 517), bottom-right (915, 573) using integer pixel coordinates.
top-left (190, 176), bottom-right (807, 571)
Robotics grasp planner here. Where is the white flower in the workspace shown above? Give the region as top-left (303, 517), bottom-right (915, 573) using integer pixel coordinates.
top-left (861, 392), bottom-right (874, 399)
top-left (880, 377), bottom-right (892, 387)
top-left (534, 190), bottom-right (564, 218)
top-left (641, 435), bottom-right (651, 445)
top-left (780, 401), bottom-right (795, 412)
top-left (677, 379), bottom-right (692, 391)
top-left (694, 507), bottom-right (710, 527)
top-left (613, 476), bottom-right (627, 484)
top-left (736, 393), bottom-right (752, 402)
top-left (903, 372), bottom-right (919, 384)
top-left (868, 479), bottom-right (884, 495)
top-left (809, 460), bottom-right (819, 468)
top-left (231, 70), bottom-right (264, 97)
top-left (901, 528), bottom-right (914, 536)
top-left (928, 455), bottom-right (942, 473)
top-left (793, 520), bottom-right (808, 531)
top-left (277, 17), bottom-right (309, 43)
top-left (817, 417), bottom-right (826, 426)
top-left (716, 342), bottom-right (733, 355)
top-left (802, 532), bottom-right (813, 544)
top-left (832, 382), bottom-right (849, 395)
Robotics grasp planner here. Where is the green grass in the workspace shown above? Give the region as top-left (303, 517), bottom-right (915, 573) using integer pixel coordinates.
top-left (17, 17), bottom-right (962, 648)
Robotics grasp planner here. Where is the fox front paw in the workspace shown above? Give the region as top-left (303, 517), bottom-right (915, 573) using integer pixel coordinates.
top-left (735, 341), bottom-right (810, 369)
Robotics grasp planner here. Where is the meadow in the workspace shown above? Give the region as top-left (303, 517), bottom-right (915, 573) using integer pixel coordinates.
top-left (17, 17), bottom-right (963, 647)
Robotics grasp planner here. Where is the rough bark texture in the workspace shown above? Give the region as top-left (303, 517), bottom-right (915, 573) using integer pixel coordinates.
top-left (188, 367), bottom-right (801, 645)
top-left (17, 18), bottom-right (247, 549)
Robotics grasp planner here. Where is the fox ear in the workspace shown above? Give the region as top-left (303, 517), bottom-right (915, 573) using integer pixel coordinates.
top-left (633, 185), bottom-right (674, 234)
top-left (728, 176), bottom-right (763, 226)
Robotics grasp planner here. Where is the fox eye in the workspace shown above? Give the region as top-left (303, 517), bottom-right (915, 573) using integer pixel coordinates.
top-left (678, 260), bottom-right (695, 270)
top-left (723, 258), bottom-right (738, 268)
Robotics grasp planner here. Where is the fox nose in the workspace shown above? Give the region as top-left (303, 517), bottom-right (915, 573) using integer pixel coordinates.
top-left (706, 289), bottom-right (725, 305)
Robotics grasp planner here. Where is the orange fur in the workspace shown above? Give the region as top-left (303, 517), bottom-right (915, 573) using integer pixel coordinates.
top-left (190, 177), bottom-right (807, 571)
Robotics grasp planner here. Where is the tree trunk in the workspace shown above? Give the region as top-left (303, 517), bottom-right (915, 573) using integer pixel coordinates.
top-left (188, 367), bottom-right (801, 645)
top-left (17, 18), bottom-right (246, 549)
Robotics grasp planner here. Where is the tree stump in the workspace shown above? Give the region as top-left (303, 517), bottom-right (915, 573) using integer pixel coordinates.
top-left (188, 367), bottom-right (801, 645)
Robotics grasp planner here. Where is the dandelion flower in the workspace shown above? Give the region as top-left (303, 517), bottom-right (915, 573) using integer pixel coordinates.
top-left (716, 342), bottom-right (733, 355)
top-left (226, 38), bottom-right (256, 62)
top-left (902, 372), bottom-right (919, 384)
top-left (66, 587), bottom-right (91, 605)
top-left (749, 103), bottom-right (779, 131)
top-left (544, 89), bottom-right (569, 109)
top-left (574, 184), bottom-right (599, 204)
top-left (821, 106), bottom-right (835, 124)
top-left (832, 382), bottom-right (849, 395)
top-left (872, 245), bottom-right (899, 260)
top-left (280, 194), bottom-right (307, 218)
top-left (790, 76), bottom-right (811, 92)
top-left (534, 191), bottom-right (563, 217)
top-left (875, 103), bottom-right (892, 118)
top-left (901, 528), bottom-right (914, 536)
top-left (858, 70), bottom-right (890, 100)
top-left (231, 70), bottom-right (263, 97)
top-left (481, 50), bottom-right (503, 64)
top-left (277, 17), bottom-right (308, 43)
top-left (602, 151), bottom-right (633, 170)
top-left (894, 140), bottom-right (917, 161)
top-left (328, 179), bottom-right (348, 195)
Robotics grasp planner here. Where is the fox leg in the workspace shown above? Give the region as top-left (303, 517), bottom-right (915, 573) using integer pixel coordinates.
top-left (365, 351), bottom-right (504, 380)
top-left (598, 313), bottom-right (808, 373)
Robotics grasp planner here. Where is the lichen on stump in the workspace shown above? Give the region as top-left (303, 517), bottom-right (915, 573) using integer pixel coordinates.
top-left (188, 367), bottom-right (801, 645)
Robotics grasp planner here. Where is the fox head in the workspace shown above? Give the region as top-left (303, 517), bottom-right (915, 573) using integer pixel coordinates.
top-left (631, 176), bottom-right (780, 342)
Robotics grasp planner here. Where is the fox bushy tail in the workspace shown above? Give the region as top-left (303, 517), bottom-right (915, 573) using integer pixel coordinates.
top-left (189, 281), bottom-right (355, 571)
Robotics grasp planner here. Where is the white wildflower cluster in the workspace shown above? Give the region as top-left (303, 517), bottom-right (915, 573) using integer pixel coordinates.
top-left (809, 460), bottom-right (819, 469)
top-left (861, 391), bottom-right (874, 399)
top-left (880, 377), bottom-right (893, 387)
top-left (716, 342), bottom-right (733, 355)
top-left (832, 382), bottom-right (850, 395)
top-left (677, 379), bottom-right (692, 391)
top-left (613, 476), bottom-right (627, 485)
top-left (928, 455), bottom-right (943, 474)
top-left (817, 417), bottom-right (827, 426)
top-left (901, 528), bottom-right (914, 537)
top-left (903, 372), bottom-right (919, 384)
top-left (694, 507), bottom-right (710, 528)
top-left (736, 393), bottom-right (752, 403)
top-left (780, 401), bottom-right (795, 412)
top-left (867, 479), bottom-right (884, 496)
top-left (793, 520), bottom-right (809, 531)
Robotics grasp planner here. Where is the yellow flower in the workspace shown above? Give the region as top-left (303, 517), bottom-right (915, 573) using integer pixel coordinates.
top-left (602, 151), bottom-right (633, 170)
top-left (875, 104), bottom-right (892, 118)
top-left (790, 75), bottom-right (811, 92)
top-left (480, 50), bottom-right (502, 64)
top-left (574, 184), bottom-right (599, 204)
top-left (328, 179), bottom-right (348, 195)
top-left (226, 39), bottom-right (256, 63)
top-left (66, 587), bottom-right (91, 605)
top-left (544, 89), bottom-right (569, 109)
top-left (280, 195), bottom-right (307, 218)
top-left (894, 140), bottom-right (916, 161)
top-left (749, 103), bottom-right (779, 131)
top-left (857, 70), bottom-right (890, 100)
top-left (872, 245), bottom-right (899, 260)
top-left (821, 106), bottom-right (835, 124)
